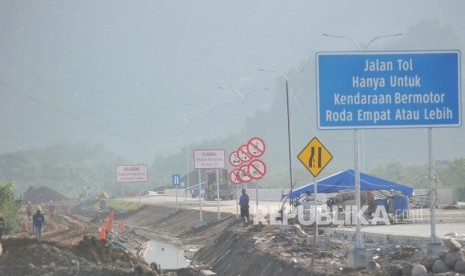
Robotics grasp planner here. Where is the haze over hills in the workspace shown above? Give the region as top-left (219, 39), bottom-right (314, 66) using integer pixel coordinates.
top-left (1, 1), bottom-right (464, 183)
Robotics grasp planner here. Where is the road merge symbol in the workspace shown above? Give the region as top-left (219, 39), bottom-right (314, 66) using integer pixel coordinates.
top-left (247, 137), bottom-right (266, 158)
top-left (298, 137), bottom-right (333, 177)
top-left (172, 174), bottom-right (181, 186)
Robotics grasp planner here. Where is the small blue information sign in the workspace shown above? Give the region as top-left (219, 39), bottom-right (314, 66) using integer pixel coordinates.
top-left (316, 50), bottom-right (461, 129)
top-left (172, 174), bottom-right (181, 187)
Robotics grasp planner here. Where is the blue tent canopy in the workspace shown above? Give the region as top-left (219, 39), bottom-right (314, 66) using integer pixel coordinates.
top-left (288, 170), bottom-right (413, 200)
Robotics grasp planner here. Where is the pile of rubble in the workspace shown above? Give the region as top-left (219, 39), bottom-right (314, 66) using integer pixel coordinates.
top-left (367, 238), bottom-right (465, 275)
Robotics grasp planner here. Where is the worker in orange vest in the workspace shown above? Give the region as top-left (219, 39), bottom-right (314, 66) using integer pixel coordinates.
top-left (26, 202), bottom-right (33, 221)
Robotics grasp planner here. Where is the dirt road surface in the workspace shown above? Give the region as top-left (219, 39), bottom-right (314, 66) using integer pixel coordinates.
top-left (0, 197), bottom-right (464, 275)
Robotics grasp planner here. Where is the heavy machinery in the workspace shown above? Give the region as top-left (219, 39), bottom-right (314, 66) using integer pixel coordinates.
top-left (187, 169), bottom-right (234, 200)
top-left (203, 169), bottom-right (234, 201)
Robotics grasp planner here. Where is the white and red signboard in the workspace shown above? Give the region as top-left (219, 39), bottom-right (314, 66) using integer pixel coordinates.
top-left (116, 165), bottom-right (148, 183)
top-left (193, 149), bottom-right (225, 169)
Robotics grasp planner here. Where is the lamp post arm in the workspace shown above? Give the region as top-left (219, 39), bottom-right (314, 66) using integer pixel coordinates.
top-left (365, 33), bottom-right (402, 50)
top-left (217, 86), bottom-right (245, 103)
top-left (243, 88), bottom-right (270, 101)
top-left (322, 33), bottom-right (361, 51)
top-left (322, 33), bottom-right (403, 51)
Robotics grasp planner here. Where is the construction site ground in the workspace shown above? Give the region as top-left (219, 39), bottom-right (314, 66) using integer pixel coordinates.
top-left (0, 195), bottom-right (464, 275)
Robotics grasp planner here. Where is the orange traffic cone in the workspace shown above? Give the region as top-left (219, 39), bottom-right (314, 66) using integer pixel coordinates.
top-left (99, 224), bottom-right (106, 240)
top-left (106, 210), bottom-right (114, 232)
top-left (23, 220), bottom-right (29, 232)
top-left (120, 220), bottom-right (125, 233)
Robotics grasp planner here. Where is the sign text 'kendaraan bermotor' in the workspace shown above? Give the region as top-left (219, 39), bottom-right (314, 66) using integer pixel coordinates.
top-left (317, 51), bottom-right (461, 129)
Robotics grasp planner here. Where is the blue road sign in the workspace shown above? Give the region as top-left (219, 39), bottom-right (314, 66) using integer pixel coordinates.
top-left (172, 174), bottom-right (181, 186)
top-left (316, 50), bottom-right (461, 129)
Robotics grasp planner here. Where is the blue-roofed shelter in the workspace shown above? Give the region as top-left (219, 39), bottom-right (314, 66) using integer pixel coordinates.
top-left (288, 170), bottom-right (413, 200)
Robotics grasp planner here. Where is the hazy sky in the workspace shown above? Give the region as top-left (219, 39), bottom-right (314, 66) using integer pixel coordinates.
top-left (1, 1), bottom-right (464, 170)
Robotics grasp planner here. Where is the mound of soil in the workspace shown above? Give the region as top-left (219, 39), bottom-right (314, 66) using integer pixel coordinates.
top-left (0, 236), bottom-right (158, 276)
top-left (22, 186), bottom-right (67, 204)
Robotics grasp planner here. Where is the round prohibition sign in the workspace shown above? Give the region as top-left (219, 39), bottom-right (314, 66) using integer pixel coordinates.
top-left (229, 151), bottom-right (242, 167)
top-left (248, 159), bottom-right (267, 180)
top-left (229, 169), bottom-right (242, 185)
top-left (247, 137), bottom-right (266, 158)
top-left (238, 164), bottom-right (252, 183)
top-left (237, 145), bottom-right (252, 163)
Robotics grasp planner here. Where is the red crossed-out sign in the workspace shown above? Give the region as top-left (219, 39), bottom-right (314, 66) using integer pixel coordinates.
top-left (229, 169), bottom-right (242, 185)
top-left (228, 136), bottom-right (267, 183)
top-left (237, 144), bottom-right (252, 163)
top-left (238, 164), bottom-right (252, 183)
top-left (229, 151), bottom-right (242, 167)
top-left (247, 137), bottom-right (266, 158)
top-left (248, 159), bottom-right (267, 180)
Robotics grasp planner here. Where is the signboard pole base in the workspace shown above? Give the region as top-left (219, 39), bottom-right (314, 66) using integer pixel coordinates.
top-left (428, 128), bottom-right (439, 244)
top-left (216, 169), bottom-right (220, 221)
top-left (176, 185), bottom-right (178, 212)
top-left (196, 169), bottom-right (206, 228)
top-left (235, 185), bottom-right (239, 219)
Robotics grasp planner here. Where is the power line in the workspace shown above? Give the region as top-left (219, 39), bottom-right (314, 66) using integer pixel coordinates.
top-left (0, 80), bottom-right (166, 154)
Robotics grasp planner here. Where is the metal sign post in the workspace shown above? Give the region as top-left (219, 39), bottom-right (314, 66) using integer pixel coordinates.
top-left (216, 169), bottom-right (220, 220)
top-left (230, 169), bottom-right (242, 219)
top-left (193, 149), bottom-right (225, 227)
top-left (172, 174), bottom-right (181, 211)
top-left (198, 169), bottom-right (204, 225)
top-left (297, 137), bottom-right (333, 272)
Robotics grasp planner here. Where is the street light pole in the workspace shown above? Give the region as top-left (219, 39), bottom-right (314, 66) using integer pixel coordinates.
top-left (218, 86), bottom-right (270, 219)
top-left (169, 114), bottom-right (196, 192)
top-left (188, 102), bottom-right (231, 149)
top-left (258, 69), bottom-right (294, 211)
top-left (322, 33), bottom-right (403, 251)
top-left (217, 87), bottom-right (270, 144)
top-left (188, 102), bottom-right (231, 221)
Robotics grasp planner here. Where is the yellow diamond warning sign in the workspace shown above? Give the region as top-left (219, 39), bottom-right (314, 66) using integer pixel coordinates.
top-left (298, 137), bottom-right (333, 177)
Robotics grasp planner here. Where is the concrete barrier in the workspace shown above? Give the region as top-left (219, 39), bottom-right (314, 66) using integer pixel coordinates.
top-left (327, 228), bottom-right (431, 246)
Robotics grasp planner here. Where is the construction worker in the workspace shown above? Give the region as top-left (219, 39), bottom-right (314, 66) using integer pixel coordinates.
top-left (0, 213), bottom-right (5, 240)
top-left (32, 206), bottom-right (45, 241)
top-left (48, 200), bottom-right (55, 218)
top-left (239, 188), bottom-right (250, 224)
top-left (26, 202), bottom-right (33, 221)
